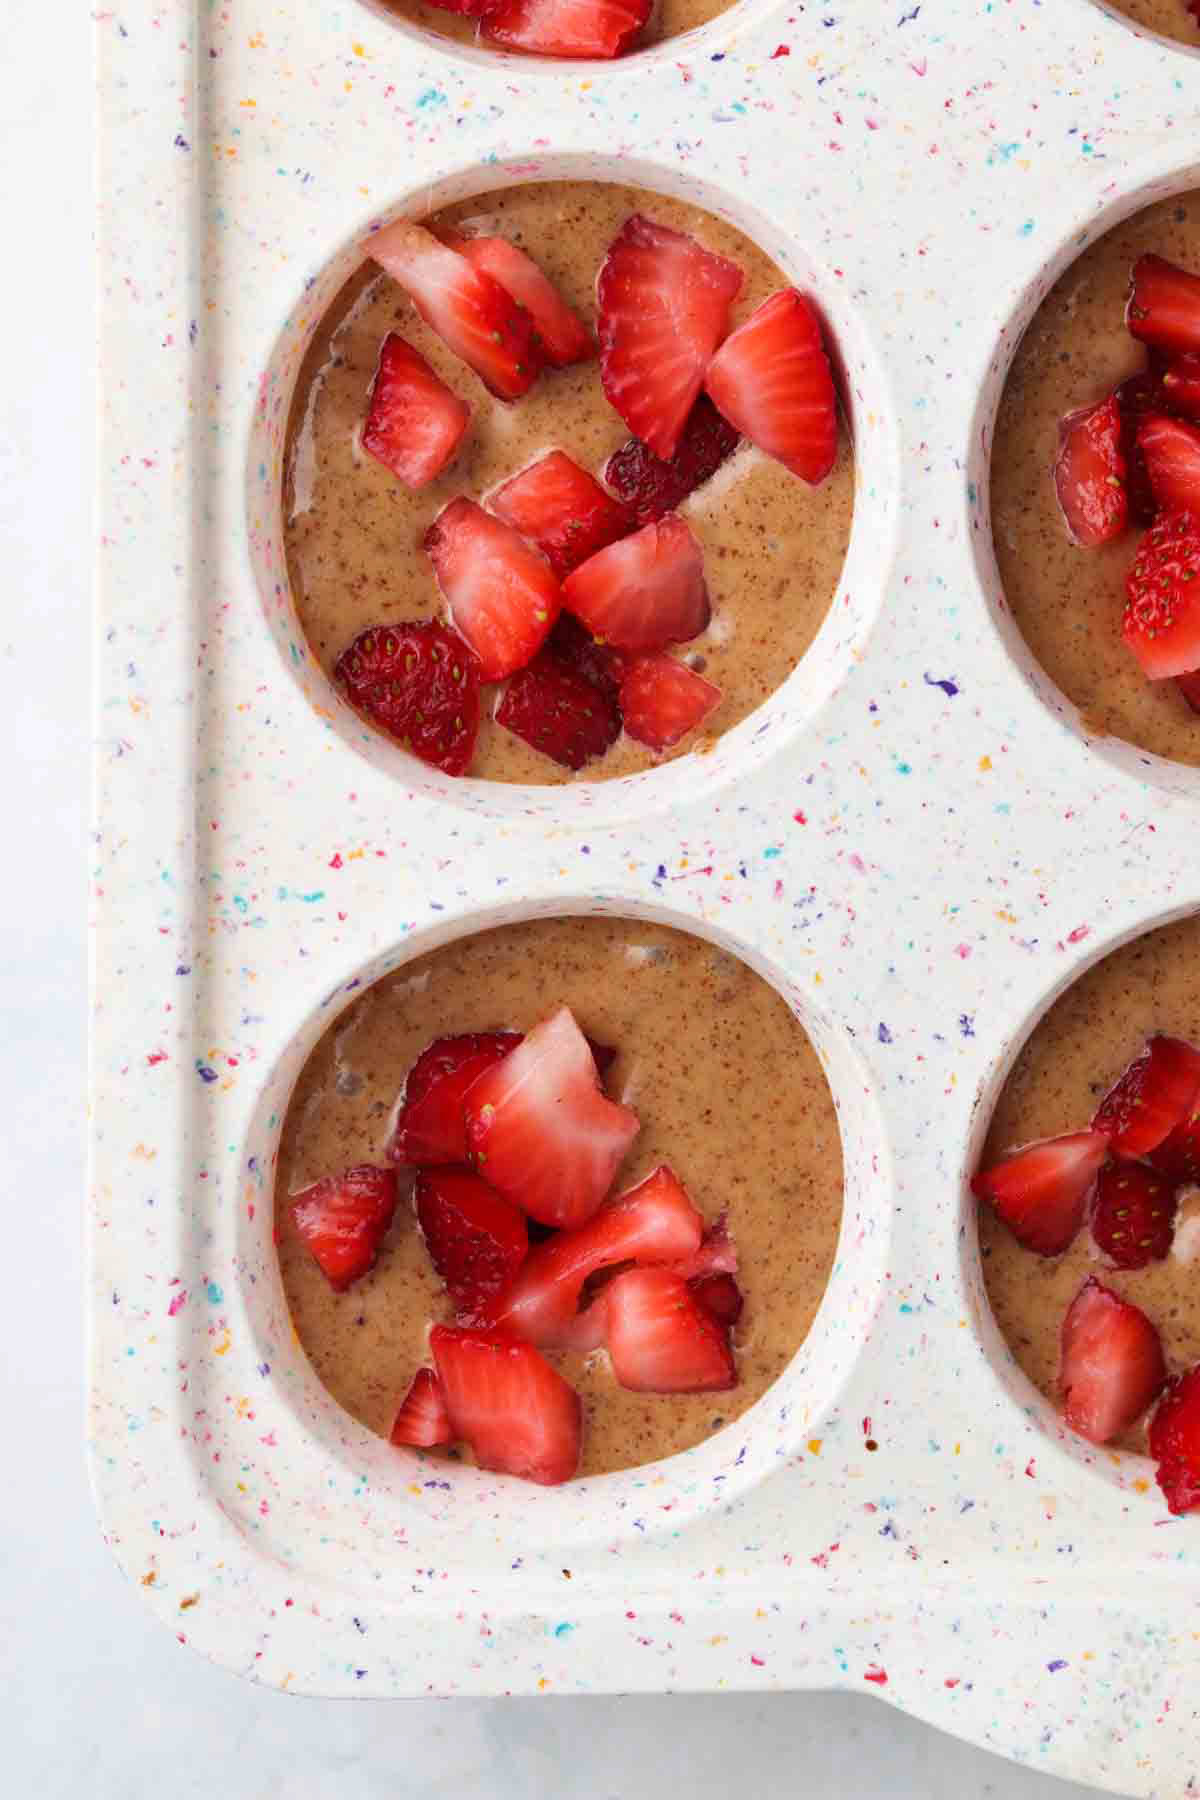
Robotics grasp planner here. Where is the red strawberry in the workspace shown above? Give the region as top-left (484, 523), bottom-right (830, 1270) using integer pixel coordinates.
top-left (334, 621), bottom-right (480, 776)
top-left (1116, 371), bottom-right (1168, 527)
top-left (1163, 352), bottom-right (1200, 421)
top-left (597, 215), bottom-right (743, 461)
top-left (545, 612), bottom-right (629, 704)
top-left (556, 1296), bottom-right (610, 1354)
top-left (369, 220), bottom-right (541, 401)
top-left (415, 1167), bottom-right (528, 1320)
top-left (1127, 253), bottom-right (1200, 357)
top-left (1090, 1160), bottom-right (1177, 1269)
top-left (586, 1037), bottom-right (618, 1082)
top-left (1150, 1366), bottom-right (1200, 1514)
top-left (429, 1324), bottom-right (581, 1485)
top-left (704, 289), bottom-right (838, 486)
top-left (1052, 394), bottom-right (1128, 547)
top-left (1147, 1104), bottom-right (1200, 1183)
top-left (971, 1130), bottom-right (1108, 1256)
top-left (605, 1268), bottom-right (736, 1393)
top-left (291, 1165), bottom-right (398, 1291)
top-left (619, 653), bottom-right (722, 751)
top-left (420, 0), bottom-right (499, 12)
top-left (487, 1164), bottom-right (703, 1346)
top-left (1059, 1275), bottom-right (1166, 1446)
top-left (464, 1005), bottom-right (640, 1229)
top-left (494, 648), bottom-right (621, 770)
top-left (455, 238), bottom-right (594, 367)
top-left (1177, 669), bottom-right (1200, 713)
top-left (489, 451), bottom-right (634, 578)
top-left (481, 0), bottom-right (651, 58)
top-left (390, 1367), bottom-right (452, 1448)
top-left (667, 1213), bottom-right (737, 1281)
top-left (389, 1031), bottom-right (522, 1166)
top-left (361, 334), bottom-right (470, 490)
top-left (562, 514), bottom-right (709, 652)
top-left (690, 1271), bottom-right (744, 1328)
top-left (1092, 1034), bottom-right (1200, 1155)
top-left (1123, 510), bottom-right (1200, 680)
top-left (1139, 412), bottom-right (1200, 515)
top-left (604, 395), bottom-right (740, 525)
top-left (425, 497), bottom-right (561, 680)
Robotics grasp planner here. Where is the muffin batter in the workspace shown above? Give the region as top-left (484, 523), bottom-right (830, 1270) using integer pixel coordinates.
top-left (372, 0), bottom-right (733, 56)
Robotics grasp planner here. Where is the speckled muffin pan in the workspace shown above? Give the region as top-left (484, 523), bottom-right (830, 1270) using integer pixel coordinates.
top-left (91, 5), bottom-right (1200, 1794)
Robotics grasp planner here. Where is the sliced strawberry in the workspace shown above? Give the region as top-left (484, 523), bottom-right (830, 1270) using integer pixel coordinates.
top-left (425, 497), bottom-right (561, 680)
top-left (703, 289), bottom-right (838, 486)
top-left (1147, 1105), bottom-right (1200, 1183)
top-left (586, 1037), bottom-right (618, 1082)
top-left (390, 1367), bottom-right (453, 1448)
top-left (481, 0), bottom-right (651, 58)
top-left (545, 612), bottom-right (629, 704)
top-left (1177, 669), bottom-right (1200, 714)
top-left (1090, 1160), bottom-right (1177, 1269)
top-left (690, 1271), bottom-right (744, 1328)
top-left (464, 1004), bottom-right (640, 1229)
top-left (334, 620), bottom-right (480, 776)
top-left (1150, 1366), bottom-right (1200, 1514)
top-left (1127, 253), bottom-right (1200, 357)
top-left (361, 334), bottom-right (470, 490)
top-left (291, 1165), bottom-right (398, 1291)
top-left (1052, 393), bottom-right (1128, 547)
top-left (420, 0), bottom-right (499, 13)
top-left (429, 1324), bottom-right (581, 1486)
top-left (487, 1164), bottom-right (703, 1346)
top-left (416, 1167), bottom-right (529, 1320)
top-left (605, 1267), bottom-right (736, 1393)
top-left (1059, 1275), bottom-right (1167, 1446)
top-left (1123, 510), bottom-right (1200, 680)
top-left (494, 648), bottom-right (621, 770)
top-left (971, 1130), bottom-right (1108, 1256)
top-left (597, 215), bottom-right (743, 461)
top-left (667, 1213), bottom-right (738, 1281)
top-left (1138, 412), bottom-right (1200, 515)
top-left (1092, 1034), bottom-right (1200, 1155)
top-left (455, 237), bottom-right (594, 367)
top-left (489, 451), bottom-right (634, 578)
top-left (562, 514), bottom-right (709, 652)
top-left (1115, 371), bottom-right (1168, 527)
top-left (619, 653), bottom-right (722, 751)
top-left (389, 1031), bottom-right (521, 1166)
top-left (1163, 352), bottom-right (1200, 422)
top-left (556, 1296), bottom-right (610, 1354)
top-left (604, 395), bottom-right (740, 526)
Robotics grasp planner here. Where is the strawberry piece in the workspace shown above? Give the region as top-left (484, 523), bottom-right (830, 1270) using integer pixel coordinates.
top-left (1139, 412), bottom-right (1200, 515)
top-left (369, 220), bottom-right (541, 401)
top-left (425, 497), bottom-right (561, 681)
top-left (1092, 1034), bottom-right (1200, 1155)
top-left (1127, 253), bottom-right (1200, 357)
top-left (556, 1296), bottom-right (610, 1354)
top-left (1060, 1275), bottom-right (1167, 1446)
top-left (1150, 1366), bottom-right (1200, 1514)
top-left (416, 1167), bottom-right (528, 1320)
top-left (619, 653), bottom-right (722, 751)
top-left (464, 1004), bottom-right (640, 1229)
top-left (487, 1164), bottom-right (704, 1346)
top-left (1179, 670), bottom-right (1200, 712)
top-left (361, 334), bottom-right (470, 490)
top-left (334, 620), bottom-right (480, 776)
top-left (481, 0), bottom-right (651, 58)
top-left (690, 1271), bottom-right (744, 1328)
top-left (429, 1325), bottom-right (581, 1485)
top-left (1116, 371), bottom-right (1168, 527)
top-left (667, 1213), bottom-right (738, 1280)
top-left (494, 648), bottom-right (621, 770)
top-left (704, 289), bottom-right (838, 486)
top-left (1163, 352), bottom-right (1200, 422)
top-left (420, 0), bottom-right (499, 12)
top-left (971, 1130), bottom-right (1108, 1256)
top-left (1123, 510), bottom-right (1200, 680)
top-left (544, 613), bottom-right (629, 703)
top-left (586, 1037), bottom-right (618, 1081)
top-left (562, 514), bottom-right (710, 652)
top-left (604, 395), bottom-right (740, 525)
top-left (455, 238), bottom-right (594, 367)
top-left (291, 1165), bottom-right (398, 1291)
top-left (389, 1031), bottom-right (522, 1166)
top-left (605, 1268), bottom-right (736, 1393)
top-left (390, 1367), bottom-right (453, 1448)
top-left (597, 215), bottom-right (743, 461)
top-left (489, 451), bottom-right (635, 578)
top-left (1052, 394), bottom-right (1128, 547)
top-left (1090, 1160), bottom-right (1177, 1269)
top-left (1147, 1105), bottom-right (1200, 1183)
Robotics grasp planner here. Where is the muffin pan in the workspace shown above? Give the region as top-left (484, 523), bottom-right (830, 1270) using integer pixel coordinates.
top-left (92, 3), bottom-right (1200, 1793)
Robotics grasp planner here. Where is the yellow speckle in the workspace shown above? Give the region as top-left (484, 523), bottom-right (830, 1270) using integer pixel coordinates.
top-left (239, 98), bottom-right (257, 109)
top-left (248, 30), bottom-right (265, 47)
top-left (978, 755), bottom-right (992, 772)
top-left (537, 1677), bottom-right (551, 1691)
top-left (755, 1607), bottom-right (767, 1619)
top-left (132, 1143), bottom-right (157, 1161)
top-left (807, 1438), bottom-right (823, 1456)
top-left (236, 1481), bottom-right (248, 1494)
top-left (408, 1484), bottom-right (423, 1497)
top-left (1083, 1650), bottom-right (1094, 1660)
top-left (710, 1634), bottom-right (728, 1646)
top-left (179, 1593), bottom-right (200, 1611)
top-left (235, 1396), bottom-right (252, 1419)
top-left (954, 1442), bottom-right (961, 1454)
top-left (140, 1570), bottom-right (157, 1587)
top-left (813, 972), bottom-right (823, 986)
top-left (995, 908), bottom-right (1017, 923)
top-left (352, 41), bottom-right (367, 55)
top-left (213, 1330), bottom-right (232, 1356)
top-left (1133, 1477), bottom-right (1150, 1493)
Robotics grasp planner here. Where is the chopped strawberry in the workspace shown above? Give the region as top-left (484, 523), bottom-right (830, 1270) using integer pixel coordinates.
top-left (1138, 412), bottom-right (1200, 515)
top-left (562, 514), bottom-right (710, 652)
top-left (604, 395), bottom-right (740, 525)
top-left (667, 1213), bottom-right (738, 1280)
top-left (429, 1324), bottom-right (581, 1485)
top-left (481, 0), bottom-right (651, 58)
top-left (489, 451), bottom-right (634, 578)
top-left (334, 621), bottom-right (480, 776)
top-left (416, 1167), bottom-right (529, 1320)
top-left (361, 334), bottom-right (470, 490)
top-left (1127, 253), bottom-right (1200, 357)
top-left (619, 653), bottom-right (722, 751)
top-left (389, 1031), bottom-right (522, 1165)
top-left (690, 1272), bottom-right (744, 1328)
top-left (597, 215), bottom-right (743, 461)
top-left (1052, 394), bottom-right (1128, 547)
top-left (1163, 352), bottom-right (1200, 421)
top-left (1115, 371), bottom-right (1167, 527)
top-left (464, 1004), bottom-right (640, 1229)
top-left (291, 1165), bottom-right (398, 1291)
top-left (605, 1268), bottom-right (736, 1393)
top-left (390, 1367), bottom-right (452, 1448)
top-left (556, 1296), bottom-right (610, 1354)
top-left (425, 497), bottom-right (561, 680)
top-left (1123, 510), bottom-right (1200, 680)
top-left (1178, 669), bottom-right (1200, 714)
top-left (1092, 1034), bottom-right (1200, 1155)
top-left (1147, 1105), bottom-right (1200, 1183)
top-left (455, 237), bottom-right (594, 367)
top-left (703, 289), bottom-right (838, 486)
top-left (971, 1130), bottom-right (1108, 1256)
top-left (494, 648), bottom-right (621, 770)
top-left (419, 0), bottom-right (499, 12)
top-left (1059, 1276), bottom-right (1166, 1446)
top-left (1090, 1160), bottom-right (1177, 1269)
top-left (1150, 1366), bottom-right (1200, 1514)
top-left (545, 612), bottom-right (629, 703)
top-left (586, 1037), bottom-right (618, 1082)
top-left (369, 220), bottom-right (541, 401)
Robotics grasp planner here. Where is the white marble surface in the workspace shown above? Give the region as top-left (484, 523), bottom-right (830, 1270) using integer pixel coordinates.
top-left (0, 3), bottom-right (1110, 1793)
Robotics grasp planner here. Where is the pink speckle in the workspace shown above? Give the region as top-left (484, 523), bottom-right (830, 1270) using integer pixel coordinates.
top-left (954, 943), bottom-right (972, 960)
top-left (750, 1653), bottom-right (765, 1666)
top-left (146, 1050), bottom-right (168, 1066)
top-left (770, 44), bottom-right (789, 57)
top-left (1024, 1458), bottom-right (1036, 1478)
top-left (864, 1666), bottom-right (888, 1686)
top-left (793, 810), bottom-right (807, 824)
top-left (167, 1290), bottom-right (189, 1317)
top-left (911, 58), bottom-right (927, 75)
top-left (329, 852), bottom-right (343, 869)
top-left (1066, 924), bottom-right (1091, 944)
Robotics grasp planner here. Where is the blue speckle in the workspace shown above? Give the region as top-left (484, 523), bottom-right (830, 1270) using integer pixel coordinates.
top-left (206, 1281), bottom-right (224, 1304)
top-left (196, 1062), bottom-right (218, 1084)
top-left (553, 1622), bottom-right (574, 1637)
top-left (1019, 220), bottom-right (1035, 237)
top-left (763, 846), bottom-right (782, 860)
top-left (923, 672), bottom-right (959, 698)
top-left (877, 1022), bottom-right (893, 1044)
top-left (1047, 1659), bottom-right (1068, 1673)
top-left (958, 1014), bottom-right (975, 1038)
top-left (415, 87), bottom-right (447, 109)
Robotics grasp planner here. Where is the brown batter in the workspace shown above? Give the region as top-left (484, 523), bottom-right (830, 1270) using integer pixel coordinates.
top-left (991, 193), bottom-right (1200, 767)
top-left (372, 0), bottom-right (731, 56)
top-left (275, 916), bottom-right (844, 1477)
top-left (283, 180), bottom-right (853, 784)
top-left (1106, 0), bottom-right (1200, 47)
top-left (980, 914), bottom-right (1200, 1452)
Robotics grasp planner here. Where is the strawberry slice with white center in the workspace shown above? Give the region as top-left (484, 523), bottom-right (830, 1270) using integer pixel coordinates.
top-left (361, 334), bottom-right (470, 489)
top-left (605, 1267), bottom-right (736, 1393)
top-left (369, 220), bottom-right (541, 401)
top-left (1092, 1034), bottom-right (1200, 1157)
top-left (429, 1324), bottom-right (582, 1485)
top-left (1163, 352), bottom-right (1200, 422)
top-left (1053, 393), bottom-right (1128, 547)
top-left (1059, 1275), bottom-right (1166, 1445)
top-left (1150, 1365), bottom-right (1200, 1515)
top-left (416, 1167), bottom-right (529, 1323)
top-left (597, 215), bottom-right (744, 461)
top-left (425, 497), bottom-right (561, 680)
top-left (619, 652), bottom-right (722, 751)
top-left (1123, 509), bottom-right (1200, 680)
top-left (703, 289), bottom-right (839, 486)
top-left (971, 1129), bottom-right (1108, 1256)
top-left (390, 1367), bottom-right (453, 1449)
top-left (1138, 412), bottom-right (1200, 515)
top-left (464, 1005), bottom-right (640, 1229)
top-left (489, 451), bottom-right (635, 579)
top-left (291, 1164), bottom-right (399, 1291)
top-left (389, 1031), bottom-right (522, 1165)
top-left (1127, 253), bottom-right (1200, 357)
top-left (454, 237), bottom-right (594, 367)
top-left (481, 0), bottom-right (651, 59)
top-left (562, 514), bottom-right (710, 652)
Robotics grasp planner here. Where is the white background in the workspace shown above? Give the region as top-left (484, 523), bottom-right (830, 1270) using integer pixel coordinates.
top-left (0, 3), bottom-right (1108, 1793)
